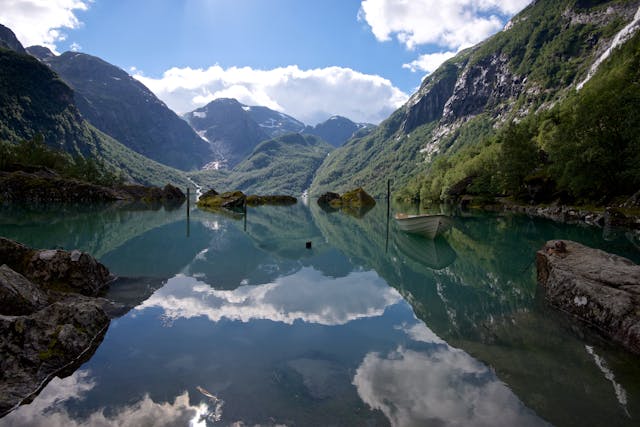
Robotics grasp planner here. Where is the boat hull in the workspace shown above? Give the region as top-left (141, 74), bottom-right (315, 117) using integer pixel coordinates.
top-left (394, 214), bottom-right (452, 239)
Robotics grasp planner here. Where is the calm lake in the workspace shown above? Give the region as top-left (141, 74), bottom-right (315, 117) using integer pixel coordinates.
top-left (0, 199), bottom-right (639, 426)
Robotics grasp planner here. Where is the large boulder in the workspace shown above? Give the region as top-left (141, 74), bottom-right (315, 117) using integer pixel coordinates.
top-left (0, 298), bottom-right (109, 415)
top-left (317, 192), bottom-right (341, 206)
top-left (536, 240), bottom-right (640, 354)
top-left (0, 237), bottom-right (112, 297)
top-left (197, 190), bottom-right (246, 210)
top-left (0, 265), bottom-right (48, 315)
top-left (0, 237), bottom-right (114, 415)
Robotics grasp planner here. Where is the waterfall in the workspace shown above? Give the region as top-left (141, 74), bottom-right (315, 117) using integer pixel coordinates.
top-left (577, 5), bottom-right (640, 90)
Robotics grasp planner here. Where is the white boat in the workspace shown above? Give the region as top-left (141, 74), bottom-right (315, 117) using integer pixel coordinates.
top-left (394, 213), bottom-right (453, 239)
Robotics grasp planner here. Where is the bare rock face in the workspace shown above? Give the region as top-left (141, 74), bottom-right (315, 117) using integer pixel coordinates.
top-left (0, 265), bottom-right (48, 315)
top-left (0, 237), bottom-right (113, 416)
top-left (536, 240), bottom-right (640, 354)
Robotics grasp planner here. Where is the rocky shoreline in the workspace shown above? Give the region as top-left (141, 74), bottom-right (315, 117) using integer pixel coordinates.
top-left (0, 237), bottom-right (123, 416)
top-left (0, 169), bottom-right (186, 205)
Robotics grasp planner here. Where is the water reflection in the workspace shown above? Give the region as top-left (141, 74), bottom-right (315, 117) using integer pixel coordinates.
top-left (138, 268), bottom-right (401, 325)
top-left (0, 201), bottom-right (639, 426)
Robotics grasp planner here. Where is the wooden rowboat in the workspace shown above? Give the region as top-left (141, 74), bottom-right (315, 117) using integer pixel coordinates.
top-left (394, 213), bottom-right (453, 239)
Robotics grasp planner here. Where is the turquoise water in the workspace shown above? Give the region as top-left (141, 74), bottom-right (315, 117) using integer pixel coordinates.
top-left (0, 200), bottom-right (639, 426)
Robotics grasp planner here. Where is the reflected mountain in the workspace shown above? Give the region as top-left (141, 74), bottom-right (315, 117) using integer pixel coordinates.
top-left (393, 232), bottom-right (456, 270)
top-left (0, 202), bottom-right (189, 259)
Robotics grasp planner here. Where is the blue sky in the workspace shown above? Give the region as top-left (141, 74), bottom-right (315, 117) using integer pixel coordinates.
top-left (1, 0), bottom-right (531, 124)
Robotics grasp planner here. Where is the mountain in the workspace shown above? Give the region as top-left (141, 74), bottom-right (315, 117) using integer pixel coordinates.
top-left (311, 0), bottom-right (640, 200)
top-left (0, 24), bottom-right (26, 54)
top-left (243, 105), bottom-right (305, 138)
top-left (303, 116), bottom-right (375, 147)
top-left (34, 50), bottom-right (211, 171)
top-left (0, 32), bottom-right (189, 188)
top-left (191, 133), bottom-right (332, 195)
top-left (184, 98), bottom-right (270, 169)
top-left (226, 133), bottom-right (332, 195)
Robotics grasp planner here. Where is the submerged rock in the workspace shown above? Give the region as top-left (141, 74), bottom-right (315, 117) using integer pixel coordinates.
top-left (0, 237), bottom-right (114, 416)
top-left (246, 194), bottom-right (297, 206)
top-left (536, 240), bottom-right (640, 355)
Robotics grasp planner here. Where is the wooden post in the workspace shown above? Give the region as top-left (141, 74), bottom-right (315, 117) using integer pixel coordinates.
top-left (243, 200), bottom-right (247, 232)
top-left (386, 179), bottom-right (391, 253)
top-left (186, 187), bottom-right (190, 237)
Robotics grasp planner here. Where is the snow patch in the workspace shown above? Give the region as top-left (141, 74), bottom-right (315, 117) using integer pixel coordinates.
top-left (242, 106), bottom-right (251, 111)
top-left (574, 296), bottom-right (588, 307)
top-left (192, 111), bottom-right (207, 119)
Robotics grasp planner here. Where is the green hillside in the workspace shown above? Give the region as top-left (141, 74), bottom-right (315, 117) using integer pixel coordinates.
top-left (310, 0), bottom-right (640, 201)
top-left (191, 133), bottom-right (332, 195)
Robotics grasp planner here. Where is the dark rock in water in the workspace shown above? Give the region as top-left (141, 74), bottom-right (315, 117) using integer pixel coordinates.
top-left (536, 240), bottom-right (640, 355)
top-left (334, 188), bottom-right (376, 208)
top-left (246, 194), bottom-right (297, 206)
top-left (0, 237), bottom-right (114, 416)
top-left (317, 192), bottom-right (341, 206)
top-left (604, 207), bottom-right (639, 229)
top-left (0, 265), bottom-right (48, 315)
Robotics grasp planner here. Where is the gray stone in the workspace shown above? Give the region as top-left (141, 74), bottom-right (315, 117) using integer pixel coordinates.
top-left (536, 240), bottom-right (640, 354)
top-left (0, 265), bottom-right (48, 315)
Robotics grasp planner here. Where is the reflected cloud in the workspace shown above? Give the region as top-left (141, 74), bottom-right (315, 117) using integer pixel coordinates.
top-left (137, 267), bottom-right (401, 326)
top-left (1, 371), bottom-right (207, 427)
top-left (353, 327), bottom-right (548, 427)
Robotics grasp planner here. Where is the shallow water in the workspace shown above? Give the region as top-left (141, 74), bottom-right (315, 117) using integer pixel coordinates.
top-left (0, 200), bottom-right (639, 426)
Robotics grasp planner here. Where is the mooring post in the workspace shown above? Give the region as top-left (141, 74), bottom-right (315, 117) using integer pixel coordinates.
top-left (243, 200), bottom-right (247, 232)
top-left (386, 179), bottom-right (391, 252)
top-left (186, 187), bottom-right (191, 237)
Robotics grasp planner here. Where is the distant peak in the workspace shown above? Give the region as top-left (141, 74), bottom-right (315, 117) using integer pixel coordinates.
top-left (26, 45), bottom-right (56, 60)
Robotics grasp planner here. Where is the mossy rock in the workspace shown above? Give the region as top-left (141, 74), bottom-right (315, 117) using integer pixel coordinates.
top-left (338, 188), bottom-right (376, 207)
top-left (197, 190), bottom-right (246, 210)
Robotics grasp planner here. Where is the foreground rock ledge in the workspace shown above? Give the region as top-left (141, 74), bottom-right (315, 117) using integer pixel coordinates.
top-left (536, 240), bottom-right (640, 354)
top-left (0, 237), bottom-right (114, 416)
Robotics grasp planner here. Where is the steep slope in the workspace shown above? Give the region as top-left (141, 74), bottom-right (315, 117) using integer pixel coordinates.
top-left (0, 45), bottom-right (188, 187)
top-left (0, 24), bottom-right (26, 54)
top-left (303, 115), bottom-right (375, 147)
top-left (243, 105), bottom-right (305, 137)
top-left (184, 98), bottom-right (270, 169)
top-left (37, 51), bottom-right (211, 171)
top-left (311, 0), bottom-right (640, 198)
top-left (228, 134), bottom-right (332, 195)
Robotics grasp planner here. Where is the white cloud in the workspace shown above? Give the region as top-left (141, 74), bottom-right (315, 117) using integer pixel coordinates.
top-left (353, 345), bottom-right (547, 427)
top-left (359, 0), bottom-right (531, 50)
top-left (136, 268), bottom-right (402, 326)
top-left (134, 64), bottom-right (408, 125)
top-left (403, 50), bottom-right (458, 73)
top-left (69, 41), bottom-right (81, 52)
top-left (1, 370), bottom-right (213, 427)
top-left (0, 0), bottom-right (90, 52)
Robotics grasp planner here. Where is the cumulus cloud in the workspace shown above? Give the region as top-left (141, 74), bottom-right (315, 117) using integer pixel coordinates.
top-left (0, 0), bottom-right (90, 52)
top-left (353, 345), bottom-right (547, 427)
top-left (136, 268), bottom-right (402, 326)
top-left (360, 0), bottom-right (531, 75)
top-left (359, 0), bottom-right (531, 49)
top-left (403, 50), bottom-right (458, 73)
top-left (134, 65), bottom-right (408, 125)
top-left (1, 370), bottom-right (213, 427)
